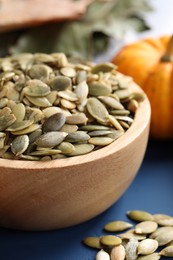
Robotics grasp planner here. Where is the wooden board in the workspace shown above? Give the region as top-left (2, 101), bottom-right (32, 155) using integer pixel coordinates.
top-left (0, 0), bottom-right (91, 32)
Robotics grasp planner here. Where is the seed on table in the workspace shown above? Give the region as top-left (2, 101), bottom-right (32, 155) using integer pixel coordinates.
top-left (127, 210), bottom-right (154, 222)
top-left (110, 244), bottom-right (125, 260)
top-left (153, 213), bottom-right (172, 223)
top-left (155, 228), bottom-right (173, 246)
top-left (159, 245), bottom-right (173, 257)
top-left (125, 237), bottom-right (138, 260)
top-left (149, 226), bottom-right (173, 239)
top-left (104, 221), bottom-right (133, 232)
top-left (157, 218), bottom-right (173, 226)
top-left (137, 239), bottom-right (158, 255)
top-left (83, 237), bottom-right (101, 249)
top-left (96, 249), bottom-right (110, 260)
top-left (118, 229), bottom-right (146, 241)
top-left (135, 221), bottom-right (158, 234)
top-left (100, 235), bottom-right (122, 247)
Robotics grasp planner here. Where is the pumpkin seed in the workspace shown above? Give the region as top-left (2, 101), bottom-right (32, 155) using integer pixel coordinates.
top-left (11, 103), bottom-right (26, 122)
top-left (108, 115), bottom-right (124, 131)
top-left (159, 245), bottom-right (173, 257)
top-left (100, 235), bottom-right (122, 247)
top-left (0, 113), bottom-right (16, 131)
top-left (88, 81), bottom-right (112, 96)
top-left (104, 221), bottom-right (133, 232)
top-left (88, 130), bottom-right (113, 137)
top-left (0, 132), bottom-right (6, 149)
top-left (137, 239), bottom-right (158, 255)
top-left (75, 81), bottom-right (88, 106)
top-left (65, 131), bottom-right (90, 143)
top-left (26, 96), bottom-right (52, 107)
top-left (6, 120), bottom-right (34, 132)
top-left (127, 210), bottom-right (154, 222)
top-left (29, 149), bottom-right (62, 156)
top-left (87, 98), bottom-right (109, 124)
top-left (110, 109), bottom-right (130, 116)
top-left (11, 135), bottom-right (29, 156)
top-left (157, 218), bottom-right (173, 226)
top-left (91, 63), bottom-right (115, 74)
top-left (29, 64), bottom-right (52, 80)
top-left (127, 99), bottom-right (139, 113)
top-left (20, 154), bottom-right (40, 161)
top-left (58, 89), bottom-right (78, 101)
top-left (80, 125), bottom-right (109, 131)
top-left (153, 213), bottom-right (172, 222)
top-left (155, 229), bottom-right (173, 246)
top-left (68, 144), bottom-right (94, 156)
top-left (96, 249), bottom-right (110, 260)
top-left (125, 237), bottom-right (138, 260)
top-left (60, 98), bottom-right (76, 110)
top-left (135, 221), bottom-right (158, 234)
top-left (0, 98), bottom-right (8, 108)
top-left (58, 142), bottom-right (75, 154)
top-left (83, 237), bottom-right (101, 249)
top-left (66, 113), bottom-right (88, 125)
top-left (149, 227), bottom-right (173, 239)
top-left (99, 96), bottom-right (124, 110)
top-left (24, 79), bottom-right (50, 97)
top-left (42, 113), bottom-right (66, 133)
top-left (110, 244), bottom-right (126, 260)
top-left (42, 106), bottom-right (71, 118)
top-left (29, 129), bottom-right (42, 144)
top-left (88, 137), bottom-right (114, 146)
top-left (115, 89), bottom-right (131, 100)
top-left (49, 76), bottom-right (71, 91)
top-left (11, 124), bottom-right (40, 135)
top-left (60, 67), bottom-right (76, 78)
top-left (35, 131), bottom-right (67, 148)
top-left (60, 124), bottom-right (78, 133)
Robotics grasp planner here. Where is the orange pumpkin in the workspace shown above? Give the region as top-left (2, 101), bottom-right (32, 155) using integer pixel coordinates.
top-left (112, 35), bottom-right (173, 139)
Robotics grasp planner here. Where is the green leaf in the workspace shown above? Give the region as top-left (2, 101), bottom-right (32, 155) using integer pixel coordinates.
top-left (9, 0), bottom-right (152, 60)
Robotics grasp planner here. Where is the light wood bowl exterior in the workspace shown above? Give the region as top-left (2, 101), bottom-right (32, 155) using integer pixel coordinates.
top-left (0, 83), bottom-right (151, 230)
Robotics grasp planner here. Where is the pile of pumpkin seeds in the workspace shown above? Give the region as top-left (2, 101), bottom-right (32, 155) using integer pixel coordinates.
top-left (83, 210), bottom-right (173, 259)
top-left (0, 53), bottom-right (144, 160)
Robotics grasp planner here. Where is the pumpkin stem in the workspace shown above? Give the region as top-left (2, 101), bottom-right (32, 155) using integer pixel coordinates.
top-left (161, 35), bottom-right (173, 62)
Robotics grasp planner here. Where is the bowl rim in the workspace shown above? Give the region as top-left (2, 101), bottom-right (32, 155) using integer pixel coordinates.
top-left (0, 83), bottom-right (151, 170)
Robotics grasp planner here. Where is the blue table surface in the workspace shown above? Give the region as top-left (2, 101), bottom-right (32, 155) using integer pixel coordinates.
top-left (0, 139), bottom-right (173, 260)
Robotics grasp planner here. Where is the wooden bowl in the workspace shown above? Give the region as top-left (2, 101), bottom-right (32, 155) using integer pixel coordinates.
top-left (0, 83), bottom-right (151, 231)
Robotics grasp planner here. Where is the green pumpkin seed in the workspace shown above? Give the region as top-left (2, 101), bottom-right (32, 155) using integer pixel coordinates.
top-left (6, 120), bottom-right (33, 132)
top-left (42, 106), bottom-right (71, 118)
top-left (20, 154), bottom-right (40, 161)
top-left (115, 116), bottom-right (133, 124)
top-left (107, 129), bottom-right (124, 140)
top-left (34, 53), bottom-right (54, 64)
top-left (159, 245), bottom-right (173, 257)
top-left (88, 81), bottom-right (112, 96)
top-left (29, 129), bottom-right (42, 144)
top-left (46, 91), bottom-right (57, 104)
top-left (104, 221), bottom-right (133, 232)
top-left (49, 76), bottom-right (71, 91)
top-left (52, 154), bottom-right (67, 159)
top-left (115, 89), bottom-right (131, 100)
top-left (118, 230), bottom-right (146, 241)
top-left (91, 63), bottom-right (115, 74)
top-left (88, 130), bottom-right (113, 137)
top-left (11, 124), bottom-right (40, 135)
top-left (65, 131), bottom-right (90, 143)
top-left (75, 81), bottom-right (88, 106)
top-left (25, 107), bottom-right (44, 123)
top-left (153, 213), bottom-right (172, 222)
top-left (99, 96), bottom-right (124, 110)
top-left (88, 137), bottom-right (114, 146)
top-left (42, 113), bottom-right (66, 133)
top-left (68, 144), bottom-right (94, 156)
top-left (29, 64), bottom-right (52, 80)
top-left (149, 227), bottom-right (173, 239)
top-left (24, 79), bottom-right (50, 97)
top-left (29, 149), bottom-right (62, 156)
top-left (11, 135), bottom-right (29, 156)
top-left (135, 221), bottom-right (158, 234)
top-left (60, 124), bottom-right (78, 133)
top-left (127, 210), bottom-right (154, 222)
top-left (76, 70), bottom-right (87, 84)
top-left (100, 235), bottom-right (122, 247)
top-left (58, 142), bottom-right (75, 154)
top-left (157, 218), bottom-right (173, 226)
top-left (60, 99), bottom-right (76, 110)
top-left (108, 115), bottom-right (124, 131)
top-left (0, 98), bottom-right (8, 108)
top-left (127, 99), bottom-right (139, 113)
top-left (26, 96), bottom-right (52, 107)
top-left (60, 67), bottom-right (76, 78)
top-left (0, 113), bottom-right (16, 131)
top-left (66, 113), bottom-right (88, 125)
top-left (80, 125), bottom-right (109, 131)
top-left (83, 237), bottom-right (101, 249)
top-left (35, 131), bottom-right (67, 148)
top-left (11, 103), bottom-right (26, 122)
top-left (58, 89), bottom-right (78, 101)
top-left (137, 239), bottom-right (158, 255)
top-left (110, 109), bottom-right (130, 116)
top-left (0, 132), bottom-right (6, 149)
top-left (87, 97), bottom-right (109, 124)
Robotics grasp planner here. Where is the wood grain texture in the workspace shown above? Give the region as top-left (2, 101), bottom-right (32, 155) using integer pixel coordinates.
top-left (0, 0), bottom-right (91, 32)
top-left (0, 83), bottom-right (151, 230)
